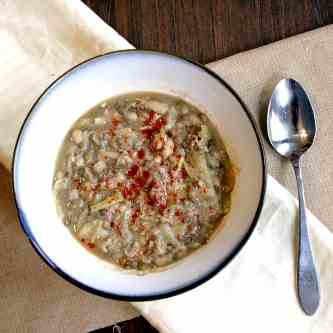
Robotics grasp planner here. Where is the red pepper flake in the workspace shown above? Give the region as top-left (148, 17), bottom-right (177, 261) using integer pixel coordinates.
top-left (175, 209), bottom-right (182, 217)
top-left (148, 142), bottom-right (156, 152)
top-left (122, 185), bottom-right (134, 200)
top-left (142, 170), bottom-right (150, 179)
top-left (125, 170), bottom-right (150, 198)
top-left (87, 242), bottom-right (95, 249)
top-left (142, 127), bottom-right (155, 140)
top-left (145, 195), bottom-right (155, 207)
top-left (145, 192), bottom-right (167, 213)
top-left (114, 223), bottom-right (122, 236)
top-left (145, 180), bottom-right (156, 193)
top-left (145, 111), bottom-right (157, 125)
top-left (131, 208), bottom-right (140, 224)
top-left (143, 245), bottom-right (151, 255)
top-left (73, 179), bottom-right (82, 190)
top-left (137, 149), bottom-right (145, 159)
top-left (175, 209), bottom-right (186, 223)
top-left (122, 180), bottom-right (144, 200)
top-left (158, 203), bottom-right (167, 214)
top-left (149, 234), bottom-right (156, 241)
top-left (156, 117), bottom-right (166, 130)
top-left (181, 168), bottom-right (188, 179)
top-left (142, 116), bottom-right (167, 140)
top-left (111, 118), bottom-right (121, 128)
top-left (110, 221), bottom-right (122, 235)
top-left (192, 180), bottom-right (199, 187)
top-left (134, 176), bottom-right (146, 189)
top-left (127, 164), bottom-right (139, 177)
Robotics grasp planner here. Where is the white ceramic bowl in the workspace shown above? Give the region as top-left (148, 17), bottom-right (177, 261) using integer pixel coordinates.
top-left (13, 50), bottom-right (266, 300)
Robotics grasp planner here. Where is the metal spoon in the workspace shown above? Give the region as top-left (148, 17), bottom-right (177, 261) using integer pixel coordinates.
top-left (267, 78), bottom-right (320, 315)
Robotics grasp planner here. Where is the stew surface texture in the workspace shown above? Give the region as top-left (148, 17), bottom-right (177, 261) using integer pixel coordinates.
top-left (53, 93), bottom-right (234, 271)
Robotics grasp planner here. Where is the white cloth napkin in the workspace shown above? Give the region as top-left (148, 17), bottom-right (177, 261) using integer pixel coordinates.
top-left (133, 176), bottom-right (333, 333)
top-left (1, 1), bottom-right (333, 332)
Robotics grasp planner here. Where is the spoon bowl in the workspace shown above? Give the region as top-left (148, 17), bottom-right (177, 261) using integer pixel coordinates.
top-left (267, 78), bottom-right (316, 159)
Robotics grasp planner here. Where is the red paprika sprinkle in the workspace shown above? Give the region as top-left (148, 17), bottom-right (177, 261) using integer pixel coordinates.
top-left (142, 116), bottom-right (167, 139)
top-left (175, 209), bottom-right (182, 217)
top-left (142, 127), bottom-right (155, 140)
top-left (122, 185), bottom-right (133, 199)
top-left (137, 149), bottom-right (145, 159)
top-left (73, 179), bottom-right (82, 190)
top-left (142, 170), bottom-right (150, 179)
top-left (131, 208), bottom-right (140, 224)
top-left (154, 117), bottom-right (166, 130)
top-left (111, 118), bottom-right (120, 128)
top-left (181, 168), bottom-right (188, 179)
top-left (127, 164), bottom-right (139, 177)
top-left (87, 242), bottom-right (95, 249)
top-left (134, 177), bottom-right (146, 190)
top-left (145, 111), bottom-right (156, 125)
top-left (158, 203), bottom-right (167, 214)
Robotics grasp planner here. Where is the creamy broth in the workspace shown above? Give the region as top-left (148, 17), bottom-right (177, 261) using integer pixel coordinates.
top-left (53, 93), bottom-right (234, 271)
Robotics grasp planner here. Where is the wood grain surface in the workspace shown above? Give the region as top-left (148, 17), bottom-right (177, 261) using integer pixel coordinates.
top-left (83, 1), bottom-right (332, 332)
top-left (83, 0), bottom-right (332, 63)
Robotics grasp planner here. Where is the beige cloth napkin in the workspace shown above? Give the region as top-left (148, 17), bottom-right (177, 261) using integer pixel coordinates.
top-left (0, 1), bottom-right (138, 332)
top-left (1, 0), bottom-right (333, 332)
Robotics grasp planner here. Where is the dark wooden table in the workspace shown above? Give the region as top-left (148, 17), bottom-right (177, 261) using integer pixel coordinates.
top-left (82, 1), bottom-right (332, 332)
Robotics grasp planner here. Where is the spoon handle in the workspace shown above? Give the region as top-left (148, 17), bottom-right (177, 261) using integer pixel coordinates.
top-left (292, 158), bottom-right (320, 315)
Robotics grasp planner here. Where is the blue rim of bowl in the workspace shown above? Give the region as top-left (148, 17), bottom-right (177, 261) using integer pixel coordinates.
top-left (12, 49), bottom-right (267, 301)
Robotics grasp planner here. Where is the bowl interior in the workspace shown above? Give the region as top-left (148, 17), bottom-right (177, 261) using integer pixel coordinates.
top-left (13, 51), bottom-right (265, 299)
